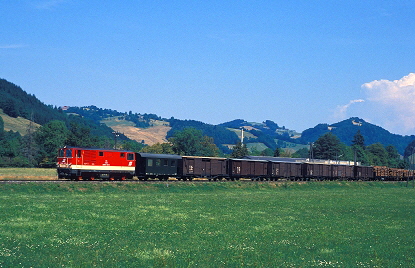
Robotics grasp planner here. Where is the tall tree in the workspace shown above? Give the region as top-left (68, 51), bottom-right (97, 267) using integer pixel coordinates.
top-left (140, 142), bottom-right (174, 154)
top-left (261, 148), bottom-right (274, 157)
top-left (385, 145), bottom-right (403, 168)
top-left (35, 120), bottom-right (69, 165)
top-left (366, 143), bottom-right (388, 166)
top-left (273, 147), bottom-right (281, 157)
top-left (0, 116), bottom-right (4, 139)
top-left (313, 132), bottom-right (343, 160)
top-left (231, 142), bottom-right (249, 158)
top-left (292, 147), bottom-right (309, 158)
top-left (169, 127), bottom-right (219, 156)
top-left (352, 129), bottom-right (365, 148)
top-left (200, 136), bottom-right (220, 157)
top-left (121, 140), bottom-right (145, 152)
top-left (66, 121), bottom-right (95, 147)
top-left (0, 131), bottom-right (22, 166)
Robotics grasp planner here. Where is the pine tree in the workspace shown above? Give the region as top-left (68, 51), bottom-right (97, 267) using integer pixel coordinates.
top-left (231, 142), bottom-right (249, 158)
top-left (313, 132), bottom-right (343, 160)
top-left (352, 130), bottom-right (365, 148)
top-left (273, 147), bottom-right (281, 157)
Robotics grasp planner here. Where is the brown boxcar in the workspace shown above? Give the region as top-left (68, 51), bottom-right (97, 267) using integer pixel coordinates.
top-left (354, 165), bottom-right (374, 180)
top-left (180, 156), bottom-right (228, 180)
top-left (331, 164), bottom-right (354, 180)
top-left (302, 163), bottom-right (331, 180)
top-left (269, 161), bottom-right (303, 180)
top-left (228, 158), bottom-right (268, 180)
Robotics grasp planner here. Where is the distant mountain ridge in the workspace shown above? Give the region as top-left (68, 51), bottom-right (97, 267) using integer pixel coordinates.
top-left (301, 117), bottom-right (415, 155)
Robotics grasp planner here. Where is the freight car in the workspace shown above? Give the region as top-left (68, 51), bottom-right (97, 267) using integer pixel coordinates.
top-left (180, 156), bottom-right (228, 181)
top-left (135, 153), bottom-right (181, 181)
top-left (56, 146), bottom-right (413, 181)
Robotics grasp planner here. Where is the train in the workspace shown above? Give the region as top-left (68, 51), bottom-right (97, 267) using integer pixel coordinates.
top-left (56, 146), bottom-right (414, 181)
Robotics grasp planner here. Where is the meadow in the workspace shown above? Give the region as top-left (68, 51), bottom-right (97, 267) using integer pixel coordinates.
top-left (0, 181), bottom-right (414, 267)
top-left (0, 168), bottom-right (57, 180)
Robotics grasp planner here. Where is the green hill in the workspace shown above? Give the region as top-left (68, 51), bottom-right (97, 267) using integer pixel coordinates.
top-left (0, 78), bottom-right (141, 167)
top-left (301, 117), bottom-right (415, 155)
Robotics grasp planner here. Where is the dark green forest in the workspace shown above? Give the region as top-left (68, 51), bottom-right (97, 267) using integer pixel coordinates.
top-left (0, 79), bottom-right (143, 167)
top-left (301, 117), bottom-right (415, 155)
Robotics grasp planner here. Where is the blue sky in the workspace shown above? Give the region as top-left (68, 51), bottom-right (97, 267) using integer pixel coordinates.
top-left (1, 0), bottom-right (415, 135)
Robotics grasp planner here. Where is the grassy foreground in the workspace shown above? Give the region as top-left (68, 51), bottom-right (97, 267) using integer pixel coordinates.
top-left (0, 182), bottom-right (414, 267)
top-left (0, 168), bottom-right (57, 180)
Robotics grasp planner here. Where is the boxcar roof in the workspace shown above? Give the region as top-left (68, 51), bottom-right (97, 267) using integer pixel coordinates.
top-left (242, 156), bottom-right (306, 163)
top-left (137, 153), bottom-right (182, 159)
top-left (230, 157), bottom-right (268, 163)
top-left (182, 155), bottom-right (227, 160)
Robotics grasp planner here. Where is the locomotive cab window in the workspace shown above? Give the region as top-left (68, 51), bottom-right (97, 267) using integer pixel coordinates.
top-left (59, 149), bottom-right (64, 157)
top-left (77, 150), bottom-right (82, 158)
top-left (65, 149), bottom-right (72, 157)
top-left (127, 153), bottom-right (134, 160)
top-left (99, 152), bottom-right (104, 157)
top-left (120, 153), bottom-right (125, 158)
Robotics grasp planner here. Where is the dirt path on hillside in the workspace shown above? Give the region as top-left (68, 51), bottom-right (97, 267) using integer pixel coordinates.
top-left (111, 125), bottom-right (171, 146)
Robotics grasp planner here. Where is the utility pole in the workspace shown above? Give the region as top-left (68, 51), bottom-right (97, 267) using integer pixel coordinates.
top-left (309, 142), bottom-right (314, 162)
top-left (240, 127), bottom-right (244, 144)
top-left (112, 131), bottom-right (120, 150)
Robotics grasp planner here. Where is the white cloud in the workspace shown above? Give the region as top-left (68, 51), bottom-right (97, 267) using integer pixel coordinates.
top-left (362, 73), bottom-right (415, 134)
top-left (333, 99), bottom-right (364, 120)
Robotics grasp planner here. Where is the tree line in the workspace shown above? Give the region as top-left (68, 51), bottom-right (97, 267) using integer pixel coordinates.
top-left (304, 130), bottom-right (407, 168)
top-left (141, 128), bottom-right (411, 169)
top-left (0, 117), bottom-right (411, 169)
top-left (0, 116), bottom-right (144, 167)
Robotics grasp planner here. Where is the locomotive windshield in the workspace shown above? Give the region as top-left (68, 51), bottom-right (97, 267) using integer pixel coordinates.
top-left (65, 149), bottom-right (72, 157)
top-left (58, 148), bottom-right (72, 157)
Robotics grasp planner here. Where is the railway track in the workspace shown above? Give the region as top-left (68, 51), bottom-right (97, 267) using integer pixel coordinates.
top-left (0, 177), bottom-right (322, 184)
top-left (0, 178), bottom-right (249, 184)
top-left (1, 178), bottom-right (401, 184)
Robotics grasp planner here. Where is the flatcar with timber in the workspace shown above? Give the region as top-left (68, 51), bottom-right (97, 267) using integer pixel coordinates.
top-left (57, 146), bottom-right (136, 180)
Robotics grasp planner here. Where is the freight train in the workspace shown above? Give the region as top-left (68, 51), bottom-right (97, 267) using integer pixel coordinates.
top-left (56, 146), bottom-right (413, 181)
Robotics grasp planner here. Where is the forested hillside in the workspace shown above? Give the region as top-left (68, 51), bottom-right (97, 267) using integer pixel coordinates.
top-left (0, 79), bottom-right (142, 167)
top-left (0, 79), bottom-right (67, 124)
top-left (301, 117), bottom-right (415, 155)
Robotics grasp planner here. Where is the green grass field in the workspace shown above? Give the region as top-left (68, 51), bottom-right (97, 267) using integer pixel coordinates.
top-left (0, 168), bottom-right (57, 180)
top-left (0, 182), bottom-right (414, 267)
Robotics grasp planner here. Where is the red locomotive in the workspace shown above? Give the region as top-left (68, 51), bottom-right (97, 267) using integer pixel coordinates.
top-left (57, 146), bottom-right (136, 180)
